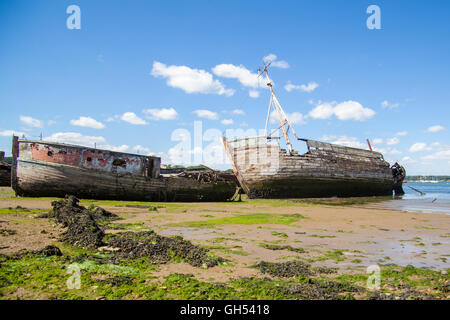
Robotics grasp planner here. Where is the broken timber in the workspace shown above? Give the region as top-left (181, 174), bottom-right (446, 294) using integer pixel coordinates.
top-left (0, 151), bottom-right (11, 186)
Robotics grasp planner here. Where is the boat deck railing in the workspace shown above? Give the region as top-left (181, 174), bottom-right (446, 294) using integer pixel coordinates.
top-left (225, 136), bottom-right (280, 149)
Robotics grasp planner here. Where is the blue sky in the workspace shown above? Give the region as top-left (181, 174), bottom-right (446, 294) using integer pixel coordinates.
top-left (0, 0), bottom-right (449, 174)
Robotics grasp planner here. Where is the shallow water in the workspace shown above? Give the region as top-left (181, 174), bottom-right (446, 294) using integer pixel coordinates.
top-left (380, 182), bottom-right (450, 214)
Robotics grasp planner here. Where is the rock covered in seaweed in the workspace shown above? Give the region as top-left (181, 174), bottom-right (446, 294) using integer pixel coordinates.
top-left (50, 195), bottom-right (108, 248)
top-left (49, 195), bottom-right (222, 268)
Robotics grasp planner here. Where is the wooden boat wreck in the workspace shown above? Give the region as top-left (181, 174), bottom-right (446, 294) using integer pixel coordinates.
top-left (0, 151), bottom-right (11, 186)
top-left (11, 137), bottom-right (237, 202)
top-left (222, 63), bottom-right (405, 199)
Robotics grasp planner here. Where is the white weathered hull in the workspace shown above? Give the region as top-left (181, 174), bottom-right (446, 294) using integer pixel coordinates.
top-left (223, 137), bottom-right (397, 198)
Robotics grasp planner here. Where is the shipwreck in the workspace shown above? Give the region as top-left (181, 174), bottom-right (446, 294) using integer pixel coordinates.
top-left (0, 151), bottom-right (11, 186)
top-left (11, 137), bottom-right (237, 202)
top-left (222, 63), bottom-right (405, 198)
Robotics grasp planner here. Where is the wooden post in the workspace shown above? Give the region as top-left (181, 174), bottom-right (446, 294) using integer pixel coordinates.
top-left (11, 136), bottom-right (19, 192)
top-left (263, 67), bottom-right (294, 153)
top-left (366, 139), bottom-right (373, 152)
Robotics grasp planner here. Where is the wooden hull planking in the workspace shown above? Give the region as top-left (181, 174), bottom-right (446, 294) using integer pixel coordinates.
top-left (12, 138), bottom-right (236, 202)
top-left (0, 164), bottom-right (10, 186)
top-left (223, 136), bottom-right (401, 199)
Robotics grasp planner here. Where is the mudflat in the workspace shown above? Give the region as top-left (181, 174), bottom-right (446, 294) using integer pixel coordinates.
top-left (0, 186), bottom-right (448, 300)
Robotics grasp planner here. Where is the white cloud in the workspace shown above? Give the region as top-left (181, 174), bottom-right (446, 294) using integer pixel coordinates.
top-left (333, 101), bottom-right (375, 121)
top-left (309, 101), bottom-right (375, 121)
top-left (0, 130), bottom-right (25, 137)
top-left (151, 61), bottom-right (234, 96)
top-left (263, 54), bottom-right (277, 63)
top-left (106, 115), bottom-right (119, 122)
top-left (321, 135), bottom-right (367, 149)
top-left (426, 125), bottom-right (444, 133)
top-left (284, 82), bottom-right (297, 92)
top-left (263, 53), bottom-right (289, 69)
top-left (270, 112), bottom-right (306, 125)
top-left (20, 116), bottom-right (42, 128)
top-left (221, 119), bottom-right (234, 125)
top-left (212, 64), bottom-right (265, 89)
top-left (45, 132), bottom-right (106, 147)
top-left (300, 82), bottom-right (319, 92)
top-left (284, 81), bottom-right (319, 93)
top-left (70, 116), bottom-right (105, 129)
top-left (308, 102), bottom-right (335, 119)
top-left (288, 112), bottom-right (307, 125)
top-left (372, 138), bottom-right (383, 145)
top-left (232, 109), bottom-right (245, 115)
top-left (395, 131), bottom-right (408, 136)
top-left (249, 90), bottom-right (260, 98)
top-left (431, 142), bottom-right (441, 147)
top-left (409, 142), bottom-right (431, 153)
top-left (166, 135), bottom-right (228, 167)
top-left (271, 60), bottom-right (289, 69)
top-left (193, 109), bottom-right (219, 120)
top-left (373, 147), bottom-right (388, 154)
top-left (100, 144), bottom-right (130, 152)
top-left (132, 145), bottom-right (152, 155)
top-left (143, 108), bottom-right (178, 120)
top-left (44, 132), bottom-right (130, 152)
top-left (421, 149), bottom-right (450, 161)
top-left (401, 156), bottom-right (417, 164)
top-left (388, 148), bottom-right (402, 155)
top-left (381, 100), bottom-right (400, 109)
top-left (120, 112), bottom-right (147, 125)
top-left (386, 137), bottom-right (400, 145)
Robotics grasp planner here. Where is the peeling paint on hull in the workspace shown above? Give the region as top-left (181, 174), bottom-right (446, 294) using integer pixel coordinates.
top-left (12, 138), bottom-right (236, 202)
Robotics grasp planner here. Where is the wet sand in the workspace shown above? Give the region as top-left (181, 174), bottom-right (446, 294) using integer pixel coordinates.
top-left (371, 198), bottom-right (450, 215)
top-left (1, 187), bottom-right (448, 283)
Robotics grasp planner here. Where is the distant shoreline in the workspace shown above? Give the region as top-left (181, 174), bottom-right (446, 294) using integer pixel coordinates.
top-left (406, 176), bottom-right (450, 182)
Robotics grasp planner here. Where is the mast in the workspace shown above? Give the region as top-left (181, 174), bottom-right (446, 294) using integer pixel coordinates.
top-left (260, 63), bottom-right (298, 154)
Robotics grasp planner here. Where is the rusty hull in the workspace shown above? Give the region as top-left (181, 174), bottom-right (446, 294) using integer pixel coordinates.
top-left (12, 137), bottom-right (237, 202)
top-left (223, 136), bottom-right (403, 199)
